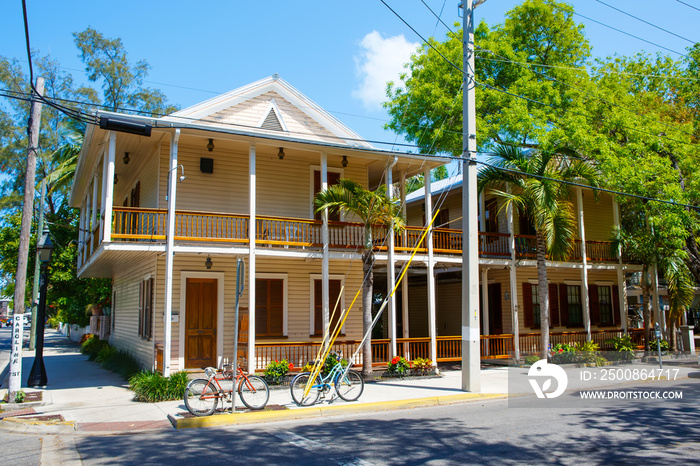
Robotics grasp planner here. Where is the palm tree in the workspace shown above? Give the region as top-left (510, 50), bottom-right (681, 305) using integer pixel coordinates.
top-left (612, 216), bottom-right (695, 352)
top-left (315, 178), bottom-right (405, 377)
top-left (478, 145), bottom-right (599, 360)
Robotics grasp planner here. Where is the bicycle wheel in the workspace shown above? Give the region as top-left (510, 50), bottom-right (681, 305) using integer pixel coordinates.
top-left (238, 375), bottom-right (270, 410)
top-left (290, 373), bottom-right (321, 406)
top-left (335, 369), bottom-right (364, 402)
top-left (184, 379), bottom-right (219, 416)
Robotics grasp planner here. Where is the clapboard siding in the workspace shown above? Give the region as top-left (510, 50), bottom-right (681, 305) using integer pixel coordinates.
top-left (150, 254), bottom-right (365, 371)
top-left (111, 257), bottom-right (157, 370)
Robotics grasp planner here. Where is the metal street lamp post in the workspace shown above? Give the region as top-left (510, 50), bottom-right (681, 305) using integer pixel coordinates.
top-left (27, 226), bottom-right (53, 387)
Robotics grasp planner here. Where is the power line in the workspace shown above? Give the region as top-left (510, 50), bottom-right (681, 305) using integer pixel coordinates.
top-left (572, 11), bottom-right (687, 57)
top-left (594, 0), bottom-right (696, 45)
top-left (476, 55), bottom-right (700, 82)
top-left (676, 0), bottom-right (700, 13)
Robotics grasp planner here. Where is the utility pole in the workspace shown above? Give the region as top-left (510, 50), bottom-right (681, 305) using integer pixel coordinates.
top-left (461, 0), bottom-right (481, 392)
top-left (10, 77), bottom-right (44, 398)
top-left (29, 179), bottom-right (46, 351)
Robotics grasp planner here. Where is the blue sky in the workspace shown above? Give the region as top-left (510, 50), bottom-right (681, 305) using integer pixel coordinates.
top-left (1, 0), bottom-right (698, 155)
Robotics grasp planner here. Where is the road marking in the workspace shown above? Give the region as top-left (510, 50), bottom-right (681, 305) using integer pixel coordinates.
top-left (271, 431), bottom-right (373, 465)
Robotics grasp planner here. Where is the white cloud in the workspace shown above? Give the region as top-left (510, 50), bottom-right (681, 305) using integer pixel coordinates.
top-left (352, 31), bottom-right (419, 111)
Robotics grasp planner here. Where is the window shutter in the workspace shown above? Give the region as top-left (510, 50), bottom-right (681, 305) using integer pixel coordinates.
top-left (612, 285), bottom-right (620, 326)
top-left (269, 279), bottom-right (284, 335)
top-left (138, 281), bottom-right (144, 337)
top-left (145, 278), bottom-right (153, 339)
top-left (559, 284), bottom-right (569, 327)
top-left (314, 280), bottom-right (322, 335)
top-left (523, 283), bottom-right (533, 328)
top-left (549, 284), bottom-right (560, 327)
top-left (588, 284), bottom-right (600, 325)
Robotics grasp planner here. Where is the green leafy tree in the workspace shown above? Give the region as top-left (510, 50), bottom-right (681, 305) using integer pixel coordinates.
top-left (478, 145), bottom-right (599, 359)
top-left (74, 27), bottom-right (178, 115)
top-left (315, 179), bottom-right (405, 376)
top-left (385, 0), bottom-right (592, 155)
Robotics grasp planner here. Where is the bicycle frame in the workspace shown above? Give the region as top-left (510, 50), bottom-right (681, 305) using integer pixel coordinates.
top-left (304, 362), bottom-right (349, 398)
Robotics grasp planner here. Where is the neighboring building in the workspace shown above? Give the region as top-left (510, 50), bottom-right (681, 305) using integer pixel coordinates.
top-left (0, 296), bottom-right (10, 318)
top-left (403, 173), bottom-right (645, 357)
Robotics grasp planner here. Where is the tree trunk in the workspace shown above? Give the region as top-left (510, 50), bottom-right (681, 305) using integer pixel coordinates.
top-left (667, 313), bottom-right (677, 352)
top-left (362, 249), bottom-right (374, 378)
top-left (641, 265), bottom-right (652, 352)
top-left (536, 232), bottom-right (550, 360)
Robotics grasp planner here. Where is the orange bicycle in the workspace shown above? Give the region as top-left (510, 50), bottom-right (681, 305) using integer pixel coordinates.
top-left (184, 363), bottom-right (269, 416)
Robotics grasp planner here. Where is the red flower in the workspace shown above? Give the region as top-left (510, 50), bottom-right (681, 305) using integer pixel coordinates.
top-left (289, 363), bottom-right (295, 370)
top-left (558, 349), bottom-right (563, 353)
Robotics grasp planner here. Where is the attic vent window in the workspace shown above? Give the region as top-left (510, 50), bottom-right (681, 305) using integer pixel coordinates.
top-left (261, 108), bottom-right (284, 132)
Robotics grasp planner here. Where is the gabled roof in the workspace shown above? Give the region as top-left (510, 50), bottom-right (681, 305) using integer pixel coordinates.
top-left (168, 75), bottom-right (373, 149)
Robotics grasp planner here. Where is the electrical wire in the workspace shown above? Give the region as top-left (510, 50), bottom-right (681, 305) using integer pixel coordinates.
top-left (571, 11), bottom-right (687, 58)
top-left (594, 0), bottom-right (696, 45)
top-left (676, 0), bottom-right (700, 13)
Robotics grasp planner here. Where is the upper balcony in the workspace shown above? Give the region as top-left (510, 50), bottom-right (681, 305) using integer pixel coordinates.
top-left (78, 207), bottom-right (633, 270)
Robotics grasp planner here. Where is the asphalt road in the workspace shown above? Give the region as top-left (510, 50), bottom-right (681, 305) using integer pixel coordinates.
top-left (3, 374), bottom-right (698, 465)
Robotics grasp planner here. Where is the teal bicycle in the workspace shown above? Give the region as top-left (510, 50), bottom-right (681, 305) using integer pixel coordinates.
top-left (290, 359), bottom-right (364, 406)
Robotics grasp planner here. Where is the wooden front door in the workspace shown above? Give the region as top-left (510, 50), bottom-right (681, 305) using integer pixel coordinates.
top-left (185, 278), bottom-right (217, 369)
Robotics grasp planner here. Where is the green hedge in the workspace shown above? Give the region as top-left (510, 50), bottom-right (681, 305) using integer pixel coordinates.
top-left (129, 371), bottom-right (189, 402)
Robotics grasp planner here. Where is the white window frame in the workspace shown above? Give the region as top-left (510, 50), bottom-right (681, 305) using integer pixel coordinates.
top-left (309, 165), bottom-right (344, 220)
top-left (256, 272), bottom-right (288, 337)
top-left (309, 274), bottom-right (346, 336)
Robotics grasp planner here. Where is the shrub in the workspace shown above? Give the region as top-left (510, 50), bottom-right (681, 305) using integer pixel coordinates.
top-left (322, 352), bottom-right (347, 376)
top-left (550, 343), bottom-right (577, 364)
top-left (524, 355), bottom-right (541, 366)
top-left (387, 356), bottom-right (411, 375)
top-left (605, 336), bottom-right (635, 360)
top-left (575, 341), bottom-right (607, 366)
top-left (650, 338), bottom-right (670, 352)
top-left (129, 370), bottom-right (190, 402)
top-left (95, 344), bottom-right (117, 364)
top-left (99, 349), bottom-right (142, 380)
top-left (79, 333), bottom-right (94, 345)
top-left (81, 336), bottom-right (109, 360)
top-left (412, 357), bottom-right (432, 374)
top-left (264, 359), bottom-right (292, 384)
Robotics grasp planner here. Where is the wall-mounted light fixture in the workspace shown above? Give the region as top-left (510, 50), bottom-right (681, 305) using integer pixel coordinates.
top-left (342, 156), bottom-right (348, 168)
top-left (207, 139), bottom-right (215, 152)
top-left (278, 147), bottom-right (285, 160)
top-left (123, 152), bottom-right (130, 165)
top-left (205, 256), bottom-right (213, 269)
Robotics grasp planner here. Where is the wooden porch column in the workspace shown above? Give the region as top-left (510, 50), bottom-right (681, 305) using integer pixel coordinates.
top-left (163, 129), bottom-right (180, 377)
top-left (320, 152), bottom-right (330, 348)
top-left (424, 165), bottom-right (437, 367)
top-left (577, 188), bottom-right (591, 341)
top-left (400, 170), bottom-right (410, 358)
top-left (387, 157), bottom-right (397, 358)
top-left (248, 142), bottom-right (257, 371)
top-left (612, 199), bottom-right (628, 333)
top-left (481, 269), bottom-right (489, 335)
top-left (91, 175), bottom-right (98, 254)
top-left (507, 185), bottom-right (520, 360)
top-left (102, 131), bottom-right (116, 243)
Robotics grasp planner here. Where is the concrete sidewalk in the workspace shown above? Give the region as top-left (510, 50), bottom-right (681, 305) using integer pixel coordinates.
top-left (0, 330), bottom-right (508, 434)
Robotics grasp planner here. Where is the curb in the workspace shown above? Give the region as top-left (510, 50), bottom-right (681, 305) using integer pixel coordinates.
top-left (0, 417), bottom-right (76, 434)
top-left (169, 393), bottom-right (507, 429)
